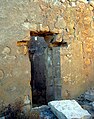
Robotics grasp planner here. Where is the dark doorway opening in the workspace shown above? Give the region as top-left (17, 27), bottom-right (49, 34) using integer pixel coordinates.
top-left (28, 36), bottom-right (47, 106)
top-left (28, 31), bottom-right (67, 106)
top-left (28, 31), bottom-right (56, 106)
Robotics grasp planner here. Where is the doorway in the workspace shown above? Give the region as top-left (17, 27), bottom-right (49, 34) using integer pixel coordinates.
top-left (28, 36), bottom-right (47, 106)
top-left (28, 31), bottom-right (63, 106)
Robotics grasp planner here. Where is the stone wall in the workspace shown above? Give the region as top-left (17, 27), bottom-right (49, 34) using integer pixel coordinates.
top-left (0, 0), bottom-right (94, 106)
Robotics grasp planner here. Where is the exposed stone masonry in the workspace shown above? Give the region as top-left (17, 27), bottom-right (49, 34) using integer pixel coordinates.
top-left (0, 0), bottom-right (94, 108)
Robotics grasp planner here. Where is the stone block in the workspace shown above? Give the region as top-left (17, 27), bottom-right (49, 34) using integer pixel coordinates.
top-left (0, 117), bottom-right (5, 119)
top-left (84, 90), bottom-right (94, 102)
top-left (48, 100), bottom-right (91, 119)
top-left (55, 17), bottom-right (66, 29)
top-left (91, 102), bottom-right (94, 110)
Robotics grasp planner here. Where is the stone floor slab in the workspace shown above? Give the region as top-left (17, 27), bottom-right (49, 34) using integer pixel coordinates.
top-left (48, 100), bottom-right (91, 119)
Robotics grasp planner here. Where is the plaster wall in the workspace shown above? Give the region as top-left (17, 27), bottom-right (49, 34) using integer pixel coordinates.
top-left (0, 0), bottom-right (94, 106)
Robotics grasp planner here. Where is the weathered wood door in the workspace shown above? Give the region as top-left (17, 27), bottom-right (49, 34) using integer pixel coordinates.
top-left (28, 36), bottom-right (62, 105)
top-left (45, 47), bottom-right (62, 102)
top-left (28, 36), bottom-right (47, 106)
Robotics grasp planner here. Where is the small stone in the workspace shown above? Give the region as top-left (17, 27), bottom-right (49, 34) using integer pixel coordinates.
top-left (89, 5), bottom-right (93, 11)
top-left (40, 4), bottom-right (47, 10)
top-left (39, 24), bottom-right (49, 32)
top-left (84, 16), bottom-right (92, 24)
top-left (24, 95), bottom-right (31, 105)
top-left (90, 1), bottom-right (94, 7)
top-left (91, 102), bottom-right (94, 110)
top-left (29, 23), bottom-right (37, 31)
top-left (84, 90), bottom-right (94, 101)
top-left (77, 1), bottom-right (86, 9)
top-left (22, 22), bottom-right (37, 31)
top-left (22, 22), bottom-right (30, 29)
top-left (84, 59), bottom-right (91, 65)
top-left (60, 0), bottom-right (65, 2)
top-left (48, 100), bottom-right (91, 119)
top-left (70, 2), bottom-right (76, 7)
top-left (2, 46), bottom-right (11, 55)
top-left (79, 0), bottom-right (88, 4)
top-left (91, 21), bottom-right (94, 29)
top-left (23, 46), bottom-right (28, 55)
top-left (82, 104), bottom-right (92, 111)
top-left (3, 55), bottom-right (16, 60)
top-left (55, 17), bottom-right (66, 29)
top-left (44, 116), bottom-right (50, 119)
top-left (51, 28), bottom-right (59, 33)
top-left (55, 33), bottom-right (63, 42)
top-left (39, 105), bottom-right (50, 111)
top-left (0, 117), bottom-right (5, 119)
top-left (42, 26), bottom-right (49, 31)
top-left (0, 69), bottom-right (4, 80)
top-left (11, 86), bottom-right (16, 91)
top-left (17, 47), bottom-right (23, 55)
top-left (39, 24), bottom-right (43, 31)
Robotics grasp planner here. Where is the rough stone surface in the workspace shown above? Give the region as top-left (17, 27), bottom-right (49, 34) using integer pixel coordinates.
top-left (84, 90), bottom-right (94, 102)
top-left (48, 100), bottom-right (91, 119)
top-left (31, 105), bottom-right (57, 119)
top-left (0, 0), bottom-right (94, 109)
top-left (0, 117), bottom-right (5, 119)
top-left (76, 89), bottom-right (94, 118)
top-left (91, 102), bottom-right (94, 110)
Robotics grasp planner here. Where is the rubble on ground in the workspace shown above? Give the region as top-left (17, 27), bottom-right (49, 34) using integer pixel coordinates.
top-left (0, 89), bottom-right (94, 119)
top-left (48, 100), bottom-right (91, 119)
